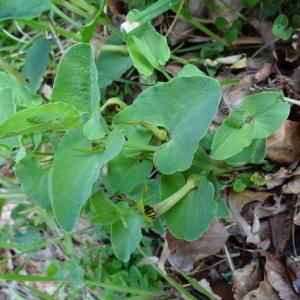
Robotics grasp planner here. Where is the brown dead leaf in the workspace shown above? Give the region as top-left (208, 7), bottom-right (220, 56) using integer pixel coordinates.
top-left (233, 261), bottom-right (261, 299)
top-left (166, 219), bottom-right (229, 271)
top-left (218, 72), bottom-right (254, 111)
top-left (265, 162), bottom-right (300, 190)
top-left (267, 121), bottom-right (300, 164)
top-left (294, 211), bottom-right (300, 226)
top-left (265, 252), bottom-right (298, 300)
top-left (255, 63), bottom-right (274, 83)
top-left (292, 67), bottom-right (300, 94)
top-left (199, 279), bottom-right (222, 300)
top-left (228, 190), bottom-right (272, 247)
top-left (243, 280), bottom-right (280, 300)
top-left (282, 175), bottom-right (300, 194)
top-left (270, 212), bottom-right (293, 256)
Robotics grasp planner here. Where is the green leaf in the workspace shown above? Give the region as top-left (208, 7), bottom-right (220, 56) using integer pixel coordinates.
top-left (96, 36), bottom-right (132, 88)
top-left (242, 0), bottom-right (259, 7)
top-left (16, 157), bottom-right (51, 210)
top-left (211, 110), bottom-right (255, 160)
top-left (226, 138), bottom-right (266, 165)
top-left (126, 23), bottom-right (170, 76)
top-left (161, 176), bottom-right (216, 240)
top-left (176, 64), bottom-right (206, 78)
top-left (114, 76), bottom-right (221, 174)
top-left (111, 203), bottom-right (143, 262)
top-left (81, 1), bottom-right (105, 43)
top-left (226, 139), bottom-right (258, 165)
top-left (22, 37), bottom-right (52, 92)
top-left (272, 15), bottom-right (289, 36)
top-left (107, 153), bottom-right (152, 193)
top-left (0, 102), bottom-right (82, 139)
top-left (0, 89), bottom-right (18, 148)
top-left (240, 92), bottom-right (289, 138)
top-left (113, 123), bottom-right (152, 157)
top-left (83, 111), bottom-right (106, 140)
top-left (0, 89), bottom-right (15, 121)
top-left (250, 138), bottom-right (266, 163)
top-left (51, 43), bottom-right (100, 113)
top-left (91, 190), bottom-right (121, 224)
top-left (127, 0), bottom-right (179, 24)
top-left (51, 129), bottom-right (124, 232)
top-left (215, 16), bottom-right (228, 30)
top-left (0, 72), bottom-right (41, 107)
top-left (0, 0), bottom-right (51, 20)
top-left (279, 27), bottom-right (293, 41)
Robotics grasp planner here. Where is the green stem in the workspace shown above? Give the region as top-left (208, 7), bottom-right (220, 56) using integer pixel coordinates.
top-left (17, 19), bottom-right (81, 41)
top-left (0, 274), bottom-right (155, 296)
top-left (0, 57), bottom-right (26, 85)
top-left (151, 174), bottom-right (200, 216)
top-left (125, 142), bottom-right (159, 152)
top-left (174, 6), bottom-right (228, 45)
top-left (53, 5), bottom-right (82, 29)
top-left (100, 97), bottom-right (127, 113)
top-left (114, 120), bottom-right (169, 141)
top-left (0, 193), bottom-right (27, 199)
top-left (100, 44), bottom-right (128, 54)
top-left (70, 0), bottom-right (96, 15)
top-left (156, 66), bottom-right (172, 80)
top-left (129, 0), bottom-right (180, 23)
top-left (55, 0), bottom-right (90, 18)
top-left (97, 16), bottom-right (123, 38)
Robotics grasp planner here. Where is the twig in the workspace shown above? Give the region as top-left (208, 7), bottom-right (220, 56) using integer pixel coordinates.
top-left (48, 21), bottom-right (65, 54)
top-left (284, 97), bottom-right (300, 106)
top-left (223, 243), bottom-right (235, 273)
top-left (165, 0), bottom-right (186, 37)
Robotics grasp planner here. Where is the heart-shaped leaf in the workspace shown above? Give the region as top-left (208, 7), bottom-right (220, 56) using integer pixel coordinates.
top-left (51, 129), bottom-right (124, 232)
top-left (0, 102), bottom-right (82, 139)
top-left (126, 23), bottom-right (170, 76)
top-left (240, 92), bottom-right (289, 138)
top-left (161, 175), bottom-right (217, 240)
top-left (22, 37), bottom-right (52, 92)
top-left (91, 190), bottom-right (121, 224)
top-left (111, 203), bottom-right (143, 262)
top-left (108, 153), bottom-right (152, 194)
top-left (16, 157), bottom-right (51, 210)
top-left (114, 76), bottom-right (221, 174)
top-left (51, 43), bottom-right (100, 113)
top-left (96, 35), bottom-right (132, 88)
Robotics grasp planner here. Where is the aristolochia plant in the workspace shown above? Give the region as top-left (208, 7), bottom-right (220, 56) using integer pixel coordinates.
top-left (0, 21), bottom-right (290, 261)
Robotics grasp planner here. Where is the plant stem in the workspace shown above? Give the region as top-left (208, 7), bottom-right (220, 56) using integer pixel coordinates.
top-left (17, 19), bottom-right (81, 41)
top-left (70, 0), bottom-right (96, 15)
top-left (165, 0), bottom-right (186, 37)
top-left (53, 5), bottom-right (82, 29)
top-left (284, 97), bottom-right (300, 106)
top-left (55, 0), bottom-right (90, 18)
top-left (114, 120), bottom-right (169, 141)
top-left (174, 6), bottom-right (228, 45)
top-left (100, 97), bottom-right (127, 112)
top-left (100, 44), bottom-right (128, 54)
top-left (152, 174), bottom-right (200, 216)
top-left (125, 142), bottom-right (159, 152)
top-left (129, 0), bottom-right (180, 24)
top-left (0, 193), bottom-right (27, 199)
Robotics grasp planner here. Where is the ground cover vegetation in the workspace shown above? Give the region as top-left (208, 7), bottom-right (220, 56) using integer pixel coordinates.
top-left (0, 0), bottom-right (300, 299)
